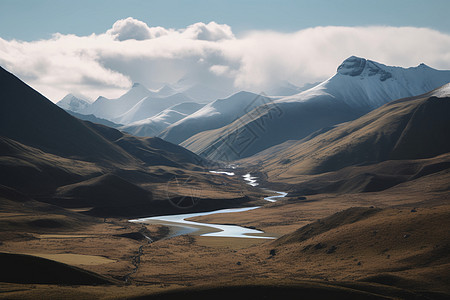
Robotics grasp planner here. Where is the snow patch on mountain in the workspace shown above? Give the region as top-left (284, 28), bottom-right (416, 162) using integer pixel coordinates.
top-left (431, 83), bottom-right (450, 98)
top-left (114, 92), bottom-right (196, 124)
top-left (159, 91), bottom-right (274, 144)
top-left (86, 83), bottom-right (151, 119)
top-left (120, 102), bottom-right (204, 137)
top-left (265, 81), bottom-right (320, 97)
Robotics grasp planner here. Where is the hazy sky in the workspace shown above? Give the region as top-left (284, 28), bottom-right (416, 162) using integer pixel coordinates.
top-left (1, 0), bottom-right (449, 102)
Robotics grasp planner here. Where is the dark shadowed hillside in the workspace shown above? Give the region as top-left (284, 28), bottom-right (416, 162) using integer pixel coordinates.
top-left (0, 66), bottom-right (257, 216)
top-left (0, 67), bottom-right (134, 165)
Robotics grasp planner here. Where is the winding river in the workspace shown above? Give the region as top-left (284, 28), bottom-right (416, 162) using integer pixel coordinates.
top-left (130, 172), bottom-right (286, 239)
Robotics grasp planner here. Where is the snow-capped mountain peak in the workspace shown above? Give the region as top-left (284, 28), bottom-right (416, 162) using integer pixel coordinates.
top-left (279, 56), bottom-right (450, 110)
top-left (56, 93), bottom-right (91, 113)
top-left (337, 56), bottom-right (392, 81)
top-left (124, 82), bottom-right (151, 98)
top-left (84, 83), bottom-right (152, 119)
top-left (94, 95), bottom-right (108, 102)
top-left (431, 83), bottom-right (450, 98)
top-left (155, 84), bottom-right (177, 97)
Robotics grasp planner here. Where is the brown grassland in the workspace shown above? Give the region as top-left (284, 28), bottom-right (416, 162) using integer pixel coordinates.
top-left (0, 168), bottom-right (449, 299)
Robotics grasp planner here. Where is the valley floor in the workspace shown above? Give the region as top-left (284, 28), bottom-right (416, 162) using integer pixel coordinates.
top-left (0, 170), bottom-right (449, 299)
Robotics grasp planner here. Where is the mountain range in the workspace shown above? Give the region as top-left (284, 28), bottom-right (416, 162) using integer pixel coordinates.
top-left (180, 56), bottom-right (450, 161)
top-left (0, 66), bottom-right (256, 217)
top-left (112, 92), bottom-right (196, 124)
top-left (243, 83), bottom-right (450, 193)
top-left (56, 80), bottom-right (320, 135)
top-left (2, 55), bottom-right (450, 299)
top-left (120, 102), bottom-right (205, 137)
top-left (159, 91), bottom-right (274, 144)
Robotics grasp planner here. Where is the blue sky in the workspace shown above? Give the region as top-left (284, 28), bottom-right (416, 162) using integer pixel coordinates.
top-left (1, 0), bottom-right (449, 41)
top-left (1, 0), bottom-right (449, 102)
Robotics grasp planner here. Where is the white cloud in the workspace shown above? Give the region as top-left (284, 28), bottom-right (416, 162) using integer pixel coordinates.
top-left (223, 26), bottom-right (450, 91)
top-left (0, 18), bottom-right (449, 102)
top-left (182, 22), bottom-right (235, 41)
top-left (209, 64), bottom-right (232, 76)
top-left (107, 17), bottom-right (170, 41)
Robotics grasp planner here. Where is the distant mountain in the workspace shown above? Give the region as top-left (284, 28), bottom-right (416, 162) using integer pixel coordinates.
top-left (150, 84), bottom-right (177, 98)
top-left (120, 102), bottom-right (205, 137)
top-left (60, 83), bottom-right (204, 125)
top-left (66, 111), bottom-right (123, 128)
top-left (113, 92), bottom-right (196, 124)
top-left (180, 83), bottom-right (231, 102)
top-left (56, 94), bottom-right (91, 113)
top-left (85, 83), bottom-right (151, 119)
top-left (159, 91), bottom-right (274, 145)
top-left (181, 56), bottom-right (450, 161)
top-left (244, 83), bottom-right (450, 193)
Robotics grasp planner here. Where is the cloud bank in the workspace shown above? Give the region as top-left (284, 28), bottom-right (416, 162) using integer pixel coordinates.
top-left (0, 17), bottom-right (449, 102)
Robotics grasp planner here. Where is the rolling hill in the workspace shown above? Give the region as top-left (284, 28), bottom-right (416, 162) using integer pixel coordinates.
top-left (243, 84), bottom-right (450, 193)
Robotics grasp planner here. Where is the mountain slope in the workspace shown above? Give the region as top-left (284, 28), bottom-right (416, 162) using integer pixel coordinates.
top-left (180, 83), bottom-right (230, 102)
top-left (113, 92), bottom-right (196, 124)
top-left (73, 83), bottom-right (200, 123)
top-left (160, 91), bottom-right (274, 145)
top-left (265, 81), bottom-right (320, 97)
top-left (0, 67), bottom-right (252, 216)
top-left (0, 66), bottom-right (134, 165)
top-left (84, 121), bottom-right (206, 168)
top-left (0, 252), bottom-right (113, 285)
top-left (66, 111), bottom-right (123, 128)
top-left (53, 174), bottom-right (152, 209)
top-left (0, 136), bottom-right (102, 196)
top-left (182, 56), bottom-right (450, 160)
top-left (120, 102), bottom-right (205, 137)
top-left (85, 83), bottom-right (151, 119)
top-left (244, 84), bottom-right (450, 187)
top-left (181, 95), bottom-right (359, 161)
top-left (151, 84), bottom-right (177, 98)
